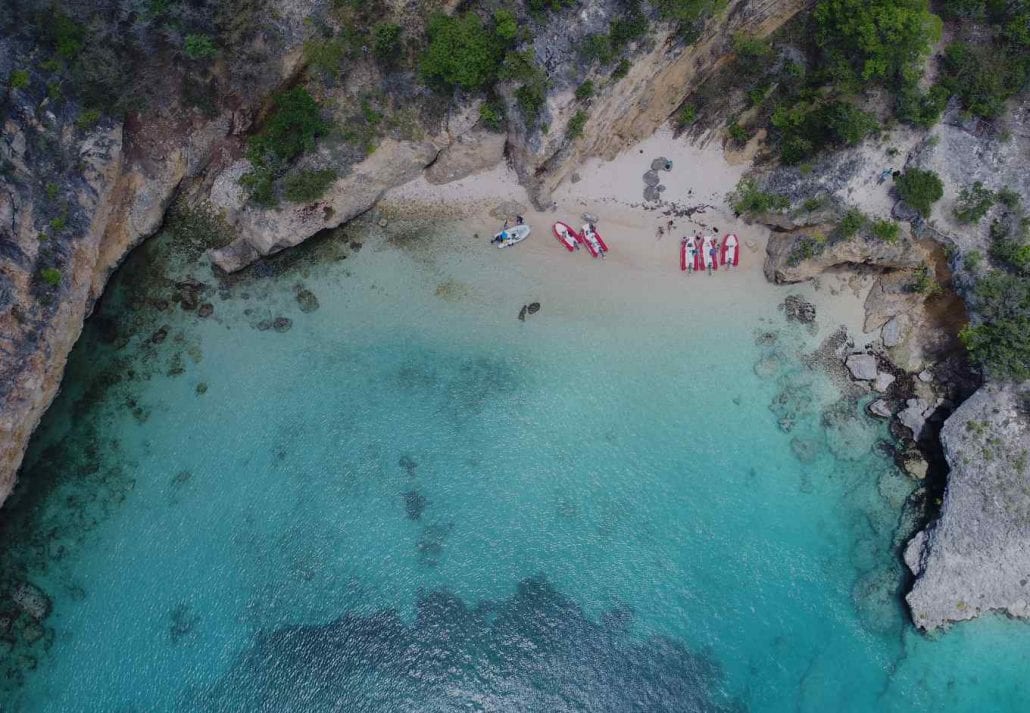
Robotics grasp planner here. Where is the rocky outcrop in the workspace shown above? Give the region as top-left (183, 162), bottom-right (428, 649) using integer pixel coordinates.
top-left (209, 139), bottom-right (441, 272)
top-left (764, 232), bottom-right (926, 284)
top-left (905, 383), bottom-right (1030, 631)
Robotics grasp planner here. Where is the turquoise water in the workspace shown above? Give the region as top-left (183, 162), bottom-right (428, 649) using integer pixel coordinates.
top-left (1, 217), bottom-right (1029, 711)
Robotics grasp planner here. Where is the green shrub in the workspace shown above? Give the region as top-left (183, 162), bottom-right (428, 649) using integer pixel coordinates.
top-left (240, 165), bottom-right (277, 207)
top-left (582, 34), bottom-right (614, 64)
top-left (52, 12), bottom-right (84, 59)
top-left (677, 104), bottom-right (697, 126)
top-left (895, 168), bottom-right (943, 217)
top-left (997, 187), bottom-right (1021, 210)
top-left (896, 83), bottom-right (949, 127)
top-left (609, 3), bottom-right (648, 48)
top-left (989, 218), bottom-right (1030, 275)
top-left (9, 69), bottom-right (29, 89)
top-left (960, 270), bottom-right (1030, 380)
top-left (729, 178), bottom-right (790, 214)
top-left (788, 234), bottom-right (828, 265)
top-left (772, 99), bottom-right (877, 163)
top-left (45, 182), bottom-right (60, 200)
top-left (732, 33), bottom-right (771, 61)
top-left (493, 10), bottom-right (517, 42)
top-left (812, 0), bottom-right (941, 87)
top-left (50, 214), bottom-right (68, 232)
top-left (954, 181), bottom-right (996, 223)
top-left (964, 249), bottom-right (983, 271)
top-left (871, 218), bottom-right (900, 243)
top-left (283, 169), bottom-right (336, 203)
top-left (419, 13), bottom-right (500, 90)
top-left (727, 122), bottom-right (749, 144)
top-left (76, 108), bottom-right (102, 129)
top-left (940, 40), bottom-right (1029, 119)
top-left (516, 80), bottom-right (547, 124)
top-left (838, 208), bottom-right (866, 237)
top-left (248, 88), bottom-right (327, 166)
top-left (910, 264), bottom-right (940, 294)
top-left (651, 0), bottom-right (721, 24)
top-left (184, 34), bottom-right (217, 60)
top-left (575, 80), bottom-right (595, 101)
top-left (528, 0), bottom-right (575, 14)
top-left (566, 110), bottom-right (588, 139)
top-left (40, 267), bottom-right (62, 286)
top-left (373, 23), bottom-right (403, 64)
top-left (612, 58), bottom-right (631, 79)
top-left (479, 99), bottom-right (506, 131)
top-left (304, 37), bottom-right (347, 77)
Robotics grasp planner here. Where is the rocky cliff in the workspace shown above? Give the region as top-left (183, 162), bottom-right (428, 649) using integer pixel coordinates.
top-left (905, 383), bottom-right (1030, 631)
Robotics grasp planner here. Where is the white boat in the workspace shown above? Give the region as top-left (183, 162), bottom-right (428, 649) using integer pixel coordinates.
top-left (493, 224), bottom-right (531, 249)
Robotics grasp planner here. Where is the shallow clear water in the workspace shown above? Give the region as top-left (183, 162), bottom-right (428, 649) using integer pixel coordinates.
top-left (1, 219), bottom-right (1029, 712)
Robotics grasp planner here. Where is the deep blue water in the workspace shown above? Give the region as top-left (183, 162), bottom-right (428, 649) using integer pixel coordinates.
top-left (1, 217), bottom-right (1029, 711)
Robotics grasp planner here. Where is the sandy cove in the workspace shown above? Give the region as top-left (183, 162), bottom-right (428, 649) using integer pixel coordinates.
top-left (381, 128), bottom-right (871, 340)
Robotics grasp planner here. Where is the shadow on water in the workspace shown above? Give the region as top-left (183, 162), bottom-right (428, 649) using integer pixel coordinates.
top-left (196, 575), bottom-right (743, 713)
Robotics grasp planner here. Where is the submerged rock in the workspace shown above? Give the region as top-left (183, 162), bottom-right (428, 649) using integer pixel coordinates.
top-left (11, 582), bottom-right (51, 621)
top-left (872, 371), bottom-right (895, 393)
top-left (294, 287), bottom-right (319, 313)
top-left (782, 294), bottom-right (816, 324)
top-left (272, 317), bottom-right (292, 333)
top-left (197, 303), bottom-right (214, 318)
top-left (868, 399), bottom-right (892, 419)
top-left (404, 490), bottom-right (427, 520)
top-left (527, 302), bottom-right (540, 315)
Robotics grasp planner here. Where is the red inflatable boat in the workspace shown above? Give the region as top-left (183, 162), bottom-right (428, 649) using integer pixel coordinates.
top-left (701, 236), bottom-right (718, 271)
top-left (721, 233), bottom-right (740, 267)
top-left (552, 222), bottom-right (580, 252)
top-left (580, 223), bottom-right (609, 258)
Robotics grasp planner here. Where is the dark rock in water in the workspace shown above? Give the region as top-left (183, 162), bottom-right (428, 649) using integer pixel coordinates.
top-left (417, 522), bottom-right (453, 566)
top-left (11, 581), bottom-right (51, 621)
top-left (782, 294), bottom-right (816, 324)
top-left (643, 186), bottom-right (660, 202)
top-left (152, 298), bottom-right (170, 311)
top-left (350, 241), bottom-right (363, 252)
top-left (790, 437), bottom-right (821, 463)
top-left (195, 382), bottom-right (208, 395)
top-left (172, 470), bottom-right (192, 487)
top-left (272, 317), bottom-right (292, 333)
top-left (755, 331), bottom-right (778, 346)
top-left (643, 170), bottom-right (660, 186)
top-left (151, 326), bottom-right (169, 344)
top-left (256, 319), bottom-right (272, 331)
top-left (404, 490), bottom-right (428, 520)
top-left (527, 302), bottom-right (540, 315)
top-left (197, 303), bottom-right (214, 318)
top-left (169, 603), bottom-right (200, 644)
top-left (651, 157), bottom-right (673, 171)
top-left (518, 305), bottom-right (527, 322)
top-left (399, 454), bottom-right (418, 476)
top-left (294, 287), bottom-right (320, 313)
top-left (0, 610), bottom-right (14, 637)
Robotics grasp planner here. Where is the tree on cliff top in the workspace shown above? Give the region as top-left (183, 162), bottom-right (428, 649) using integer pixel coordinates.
top-left (813, 0), bottom-right (942, 87)
top-left (419, 13), bottom-right (500, 91)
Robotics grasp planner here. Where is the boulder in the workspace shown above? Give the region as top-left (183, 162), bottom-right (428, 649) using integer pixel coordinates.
top-left (868, 399), bottom-right (892, 418)
top-left (873, 371), bottom-right (896, 393)
top-left (881, 315), bottom-right (907, 348)
top-left (845, 354), bottom-right (878, 381)
top-left (905, 384), bottom-right (1030, 630)
top-left (11, 581), bottom-right (51, 620)
top-left (783, 294), bottom-right (816, 324)
top-left (903, 456), bottom-right (929, 480)
top-left (897, 398), bottom-right (931, 440)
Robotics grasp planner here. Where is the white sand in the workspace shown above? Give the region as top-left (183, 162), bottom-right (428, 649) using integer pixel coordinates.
top-left (381, 128), bottom-right (871, 340)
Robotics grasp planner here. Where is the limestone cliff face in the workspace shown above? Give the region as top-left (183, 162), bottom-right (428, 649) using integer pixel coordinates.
top-left (508, 0), bottom-right (813, 207)
top-left (905, 383), bottom-right (1030, 631)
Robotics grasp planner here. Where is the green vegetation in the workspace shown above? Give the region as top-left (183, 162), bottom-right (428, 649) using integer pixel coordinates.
top-left (304, 37), bottom-right (347, 77)
top-left (729, 178), bottom-right (790, 215)
top-left (990, 215), bottom-right (1030, 275)
top-left (493, 10), bottom-right (518, 42)
top-left (566, 110), bottom-right (588, 140)
top-left (895, 168), bottom-right (943, 217)
top-left (732, 33), bottom-right (771, 61)
top-left (997, 187), bottom-right (1021, 210)
top-left (39, 267), bottom-right (62, 287)
top-left (575, 80), bottom-right (595, 101)
top-left (45, 182), bottom-right (60, 200)
top-left (515, 81), bottom-right (547, 124)
top-left (612, 59), bottom-right (631, 80)
top-left (9, 69), bottom-right (29, 90)
top-left (582, 34), bottom-right (614, 64)
top-left (772, 99), bottom-right (878, 164)
top-left (528, 0), bottom-right (576, 15)
top-left (964, 249), bottom-right (983, 271)
top-left (283, 169), bottom-right (336, 203)
top-left (49, 214), bottom-right (68, 233)
top-left (479, 99), bottom-right (506, 131)
top-left (910, 264), bottom-right (940, 294)
top-left (954, 181), bottom-right (995, 223)
top-left (52, 11), bottom-right (84, 59)
top-left (812, 0), bottom-right (941, 87)
top-left (184, 34), bottom-right (217, 60)
top-left (372, 23), bottom-right (403, 64)
top-left (871, 219), bottom-right (900, 243)
top-left (242, 88), bottom-right (328, 206)
top-left (727, 122), bottom-right (749, 144)
top-left (960, 270), bottom-right (1030, 380)
top-left (419, 13), bottom-right (500, 90)
top-left (677, 104), bottom-right (697, 126)
top-left (838, 208), bottom-right (867, 238)
top-left (788, 234), bottom-right (828, 266)
top-left (76, 107), bottom-right (103, 129)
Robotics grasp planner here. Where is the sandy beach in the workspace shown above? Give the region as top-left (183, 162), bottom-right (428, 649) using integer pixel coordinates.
top-left (382, 128), bottom-right (872, 341)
